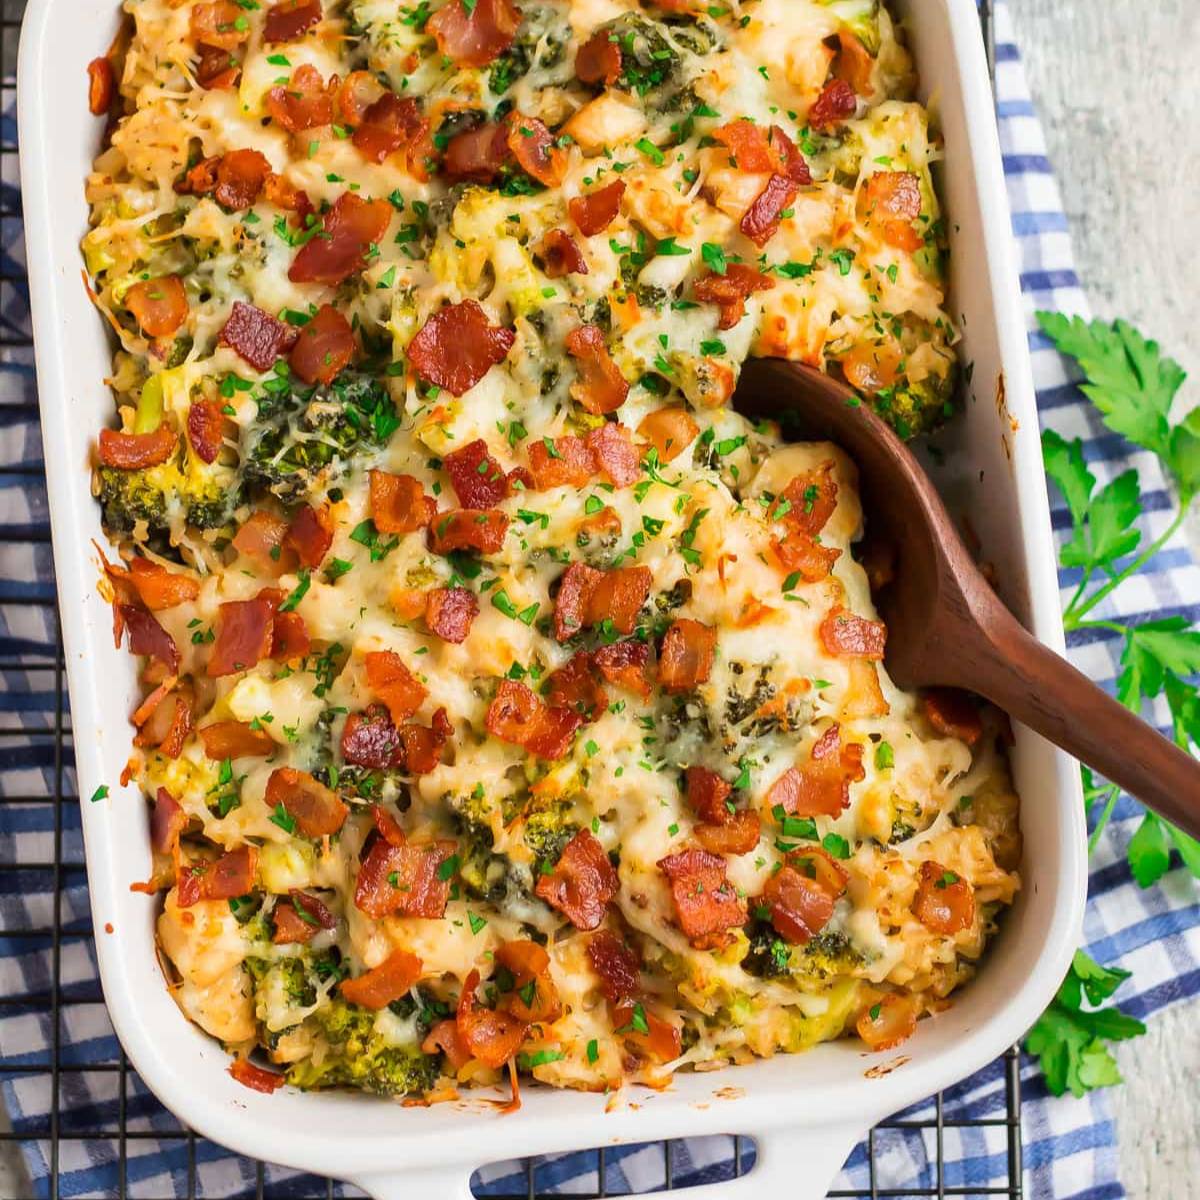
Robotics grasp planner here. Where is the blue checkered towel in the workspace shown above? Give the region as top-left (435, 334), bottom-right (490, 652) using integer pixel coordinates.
top-left (2, 1), bottom-right (1197, 1195)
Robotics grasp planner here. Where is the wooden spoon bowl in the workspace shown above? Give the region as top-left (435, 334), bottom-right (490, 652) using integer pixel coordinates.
top-left (734, 357), bottom-right (1200, 838)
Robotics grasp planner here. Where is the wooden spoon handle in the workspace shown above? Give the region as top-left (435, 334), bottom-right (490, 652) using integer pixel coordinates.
top-left (959, 604), bottom-right (1200, 840)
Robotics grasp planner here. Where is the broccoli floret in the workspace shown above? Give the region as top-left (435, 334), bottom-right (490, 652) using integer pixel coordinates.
top-left (97, 459), bottom-right (241, 539)
top-left (742, 921), bottom-right (793, 979)
top-left (487, 3), bottom-right (568, 97)
top-left (873, 371), bottom-right (957, 439)
top-left (523, 798), bottom-right (577, 872)
top-left (743, 926), bottom-right (864, 983)
top-left (598, 13), bottom-right (719, 99)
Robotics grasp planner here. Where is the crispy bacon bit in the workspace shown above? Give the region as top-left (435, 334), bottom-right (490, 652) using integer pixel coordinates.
top-left (425, 587), bottom-right (479, 644)
top-left (214, 148), bottom-right (272, 209)
top-left (126, 275), bottom-right (188, 338)
top-left (833, 29), bottom-right (876, 93)
top-left (341, 702), bottom-right (403, 768)
top-left (400, 707), bottom-right (453, 774)
top-left (769, 461), bottom-right (841, 581)
top-left (760, 863), bottom-right (836, 945)
top-left (422, 1019), bottom-right (472, 1070)
top-left (637, 407), bottom-right (698, 463)
top-left (692, 263), bottom-right (775, 331)
top-left (208, 594), bottom-right (277, 676)
top-left (443, 122), bottom-right (509, 183)
top-left (506, 111), bottom-right (565, 187)
top-left (289, 192), bottom-right (391, 285)
top-left (456, 969), bottom-right (527, 1068)
top-left (922, 688), bottom-right (982, 745)
top-left (528, 435), bottom-right (593, 489)
top-left (334, 71), bottom-right (383, 126)
top-left (787, 845), bottom-right (850, 897)
top-left (288, 304), bottom-right (355, 385)
top-left (352, 92), bottom-right (423, 163)
top-left (539, 228), bottom-right (588, 278)
top-left (127, 558), bottom-right (198, 611)
top-left (685, 766), bottom-right (732, 824)
top-left (658, 619), bottom-right (716, 693)
top-left (186, 397), bottom-right (225, 466)
top-left (547, 651), bottom-right (607, 719)
top-left (354, 832), bottom-right (456, 918)
top-left (860, 171), bottom-right (924, 252)
top-left (98, 425), bottom-right (177, 469)
top-left (856, 993), bottom-right (917, 1051)
top-left (364, 649), bottom-right (428, 724)
top-left (808, 78), bottom-right (857, 130)
top-left (593, 639), bottom-right (651, 697)
top-left (534, 829), bottom-right (617, 930)
top-left (657, 849), bottom-right (747, 949)
top-left (265, 767), bottom-right (348, 837)
top-left (569, 179), bottom-right (625, 236)
top-left (445, 439), bottom-right (508, 509)
top-left (195, 43), bottom-right (239, 89)
top-left (765, 723), bottom-right (865, 817)
top-left (713, 118), bottom-right (776, 172)
top-left (87, 57), bottom-right (115, 116)
top-left (285, 504), bottom-right (333, 569)
top-left (695, 811), bottom-right (761, 855)
top-left (190, 1), bottom-right (248, 49)
top-left (118, 605), bottom-right (180, 672)
top-left (428, 508), bottom-right (509, 555)
top-left (613, 997), bottom-right (681, 1062)
top-left (198, 720), bottom-right (276, 759)
top-left (263, 173), bottom-right (314, 226)
top-left (740, 173), bottom-right (798, 246)
top-left (587, 930), bottom-right (640, 1002)
top-left (586, 423), bottom-right (638, 487)
top-left (219, 301), bottom-right (298, 371)
top-left (151, 787), bottom-right (188, 855)
top-left (564, 324), bottom-right (628, 414)
top-left (553, 562), bottom-right (651, 641)
top-left (428, 0), bottom-right (521, 67)
top-left (272, 890), bottom-right (336, 944)
top-left (368, 471), bottom-right (435, 535)
top-left (271, 611), bottom-right (310, 661)
top-left (136, 687), bottom-right (193, 757)
top-left (229, 1059), bottom-right (285, 1093)
top-left (177, 845), bottom-right (258, 906)
top-left (264, 0), bottom-right (322, 43)
top-left (912, 860), bottom-right (976, 935)
top-left (574, 28), bottom-right (621, 85)
top-left (233, 511), bottom-right (292, 573)
top-left (769, 125), bottom-right (811, 184)
top-left (266, 63), bottom-right (334, 132)
top-left (340, 948), bottom-right (424, 1009)
top-left (485, 680), bottom-right (581, 759)
top-left (496, 940), bottom-right (561, 1023)
top-left (407, 300), bottom-right (515, 396)
top-left (819, 605), bottom-right (887, 659)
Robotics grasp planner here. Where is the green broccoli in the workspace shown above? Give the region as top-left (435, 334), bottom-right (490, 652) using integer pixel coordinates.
top-left (591, 12), bottom-right (720, 103)
top-left (743, 926), bottom-right (864, 983)
top-left (486, 3), bottom-right (568, 98)
top-left (97, 457), bottom-right (241, 539)
top-left (522, 798), bottom-right (577, 874)
top-left (872, 371), bottom-right (957, 439)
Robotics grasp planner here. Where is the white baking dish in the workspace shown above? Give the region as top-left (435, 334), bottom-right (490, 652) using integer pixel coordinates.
top-left (18, 0), bottom-right (1087, 1194)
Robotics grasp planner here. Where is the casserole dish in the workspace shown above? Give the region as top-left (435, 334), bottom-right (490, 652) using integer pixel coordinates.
top-left (18, 0), bottom-right (1087, 1193)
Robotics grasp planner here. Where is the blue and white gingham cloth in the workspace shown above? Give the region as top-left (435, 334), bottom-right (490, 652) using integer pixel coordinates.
top-left (2, 2), bottom-right (1198, 1195)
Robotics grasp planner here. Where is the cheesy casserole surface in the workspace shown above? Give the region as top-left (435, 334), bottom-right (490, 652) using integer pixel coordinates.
top-left (85, 0), bottom-right (1021, 1098)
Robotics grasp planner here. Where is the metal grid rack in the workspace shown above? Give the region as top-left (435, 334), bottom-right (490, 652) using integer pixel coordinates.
top-left (0, 0), bottom-right (1023, 1195)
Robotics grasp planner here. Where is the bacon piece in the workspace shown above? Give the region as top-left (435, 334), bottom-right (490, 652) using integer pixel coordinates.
top-left (262, 173), bottom-right (314, 226)
top-left (285, 504), bottom-right (333, 569)
top-left (177, 845), bottom-right (258, 906)
top-left (922, 688), bottom-right (982, 745)
top-left (88, 57), bottom-right (115, 116)
top-left (208, 594), bottom-right (277, 676)
top-left (528, 435), bottom-right (593, 489)
top-left (769, 124), bottom-right (811, 184)
top-left (485, 680), bottom-right (581, 759)
top-left (787, 845), bottom-right (849, 896)
top-left (612, 998), bottom-right (681, 1062)
top-left (819, 605), bottom-right (887, 659)
top-left (637, 406), bottom-right (698, 463)
top-left (740, 174), bottom-right (798, 247)
top-left (546, 651), bottom-right (606, 719)
top-left (575, 28), bottom-right (621, 86)
top-left (760, 863), bottom-right (835, 945)
top-left (769, 461), bottom-right (841, 580)
top-left (229, 1059), bottom-right (285, 1093)
top-left (407, 300), bottom-right (515, 396)
top-left (190, 1), bottom-right (247, 48)
top-left (553, 562), bottom-right (650, 641)
top-left (126, 275), bottom-right (188, 338)
top-left (271, 611), bottom-right (310, 661)
top-left (353, 92), bottom-right (423, 163)
top-left (151, 787), bottom-right (188, 855)
top-left (912, 860), bottom-right (975, 935)
top-left (856, 993), bottom-right (917, 1051)
top-left (127, 558), bottom-right (198, 611)
top-left (425, 587), bottom-right (478, 644)
top-left (428, 509), bottom-right (509, 556)
top-left (833, 29), bottom-right (876, 93)
top-left (232, 511), bottom-right (293, 574)
top-left (495, 940), bottom-right (561, 1024)
top-left (272, 890), bottom-right (336, 944)
top-left (266, 63), bottom-right (334, 132)
top-left (199, 720), bottom-right (276, 759)
top-left (288, 304), bottom-right (355, 385)
top-left (445, 439), bottom-right (509, 509)
top-left (362, 472), bottom-right (433, 538)
top-left (289, 192), bottom-right (391, 284)
top-left (564, 324), bottom-right (628, 414)
top-left (534, 830), bottom-right (617, 930)
top-left (695, 810), bottom-right (761, 855)
top-left (808, 78), bottom-right (856, 131)
top-left (354, 832), bottom-right (456, 918)
top-left (265, 767), bottom-right (348, 837)
top-left (713, 119), bottom-right (777, 173)
top-left (98, 425), bottom-right (177, 469)
top-left (456, 969), bottom-right (527, 1068)
top-left (214, 148), bottom-right (271, 209)
top-left (428, 0), bottom-right (521, 67)
top-left (685, 766), bottom-right (732, 824)
top-left (569, 179), bottom-right (625, 236)
top-left (503, 112), bottom-right (563, 186)
top-left (264, 0), bottom-right (322, 43)
top-left (135, 686), bottom-right (193, 757)
top-left (185, 397), bottom-right (224, 466)
top-left (539, 228), bottom-right (588, 278)
top-left (587, 930), bottom-right (640, 1003)
top-left (117, 605), bottom-right (180, 672)
top-left (334, 71), bottom-right (384, 127)
top-left (593, 639), bottom-right (651, 697)
top-left (340, 948), bottom-right (424, 1009)
top-left (658, 619), bottom-right (715, 693)
top-left (586, 423), bottom-right (638, 487)
top-left (422, 1019), bottom-right (472, 1070)
top-left (195, 43), bottom-right (239, 89)
top-left (860, 171), bottom-right (924, 252)
top-left (219, 301), bottom-right (299, 372)
top-left (364, 649), bottom-right (427, 724)
top-left (399, 707), bottom-right (453, 774)
top-left (693, 263), bottom-right (774, 331)
top-left (443, 122), bottom-right (510, 183)
top-left (341, 703), bottom-right (404, 768)
top-left (657, 848), bottom-right (747, 949)
top-left (765, 723), bottom-right (865, 817)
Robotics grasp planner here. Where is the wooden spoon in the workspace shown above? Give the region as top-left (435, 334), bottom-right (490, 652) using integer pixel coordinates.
top-left (734, 357), bottom-right (1200, 839)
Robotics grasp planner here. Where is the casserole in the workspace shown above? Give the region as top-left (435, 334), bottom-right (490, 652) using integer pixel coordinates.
top-left (19, 0), bottom-right (1087, 1193)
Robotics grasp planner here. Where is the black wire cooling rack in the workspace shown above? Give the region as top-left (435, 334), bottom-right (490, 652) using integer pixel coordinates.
top-left (0, 0), bottom-right (1022, 1195)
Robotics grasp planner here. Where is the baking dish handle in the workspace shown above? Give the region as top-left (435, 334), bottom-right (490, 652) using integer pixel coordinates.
top-left (350, 1123), bottom-right (861, 1199)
